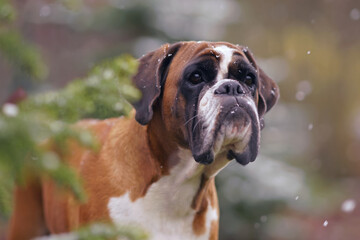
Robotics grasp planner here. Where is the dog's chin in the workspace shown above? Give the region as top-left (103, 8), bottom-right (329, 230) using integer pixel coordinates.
top-left (193, 113), bottom-right (252, 165)
top-left (192, 101), bottom-right (261, 166)
top-left (214, 118), bottom-right (252, 165)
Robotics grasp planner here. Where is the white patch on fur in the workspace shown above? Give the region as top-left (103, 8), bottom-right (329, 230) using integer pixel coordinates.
top-left (213, 45), bottom-right (234, 80)
top-left (107, 149), bottom-right (218, 240)
top-left (198, 81), bottom-right (226, 148)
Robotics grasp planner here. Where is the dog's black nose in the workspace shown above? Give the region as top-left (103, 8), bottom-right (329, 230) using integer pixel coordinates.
top-left (214, 81), bottom-right (244, 96)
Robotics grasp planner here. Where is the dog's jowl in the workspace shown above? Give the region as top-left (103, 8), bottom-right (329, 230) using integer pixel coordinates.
top-left (8, 41), bottom-right (279, 240)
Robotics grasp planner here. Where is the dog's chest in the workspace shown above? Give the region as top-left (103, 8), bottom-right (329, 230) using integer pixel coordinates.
top-left (107, 150), bottom-right (218, 240)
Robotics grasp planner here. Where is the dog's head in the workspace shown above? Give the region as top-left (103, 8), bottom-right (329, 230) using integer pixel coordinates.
top-left (132, 41), bottom-right (279, 166)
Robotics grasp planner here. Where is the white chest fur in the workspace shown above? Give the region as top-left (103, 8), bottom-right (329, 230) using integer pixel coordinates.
top-left (107, 149), bottom-right (218, 240)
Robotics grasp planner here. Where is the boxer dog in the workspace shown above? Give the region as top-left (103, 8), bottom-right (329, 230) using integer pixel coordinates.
top-left (8, 41), bottom-right (279, 240)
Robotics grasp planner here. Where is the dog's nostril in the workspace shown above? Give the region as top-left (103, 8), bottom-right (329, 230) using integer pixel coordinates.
top-left (214, 82), bottom-right (244, 96)
top-left (237, 85), bottom-right (243, 94)
top-left (225, 85), bottom-right (230, 94)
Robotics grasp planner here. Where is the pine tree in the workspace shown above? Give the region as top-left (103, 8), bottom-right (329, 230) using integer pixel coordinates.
top-left (0, 0), bottom-right (146, 239)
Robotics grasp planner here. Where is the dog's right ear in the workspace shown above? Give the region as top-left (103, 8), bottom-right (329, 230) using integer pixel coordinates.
top-left (132, 43), bottom-right (183, 125)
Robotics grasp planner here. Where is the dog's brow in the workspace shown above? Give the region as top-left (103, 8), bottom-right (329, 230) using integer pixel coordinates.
top-left (198, 51), bottom-right (218, 59)
top-left (233, 52), bottom-right (244, 57)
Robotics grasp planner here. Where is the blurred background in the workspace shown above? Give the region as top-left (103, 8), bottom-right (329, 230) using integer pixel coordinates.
top-left (1, 0), bottom-right (360, 239)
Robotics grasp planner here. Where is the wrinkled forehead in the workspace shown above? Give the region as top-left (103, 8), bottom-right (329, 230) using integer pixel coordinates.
top-left (169, 42), bottom-right (253, 77)
top-left (189, 41), bottom-right (247, 58)
top-left (200, 43), bottom-right (247, 60)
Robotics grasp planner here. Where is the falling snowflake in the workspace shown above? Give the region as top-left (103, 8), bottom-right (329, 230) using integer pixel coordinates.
top-left (350, 8), bottom-right (360, 21)
top-left (2, 103), bottom-right (19, 117)
top-left (341, 199), bottom-right (356, 213)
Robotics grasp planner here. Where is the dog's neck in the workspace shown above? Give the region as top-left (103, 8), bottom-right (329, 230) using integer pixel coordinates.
top-left (144, 112), bottom-right (229, 212)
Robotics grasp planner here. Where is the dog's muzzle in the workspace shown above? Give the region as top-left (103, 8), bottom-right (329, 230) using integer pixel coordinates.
top-left (192, 80), bottom-right (260, 166)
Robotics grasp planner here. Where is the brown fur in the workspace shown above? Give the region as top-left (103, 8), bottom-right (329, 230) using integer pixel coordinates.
top-left (7, 179), bottom-right (48, 240)
top-left (209, 220), bottom-right (219, 240)
top-left (8, 113), bottom-right (218, 239)
top-left (8, 113), bottom-right (167, 237)
top-left (192, 178), bottom-right (218, 236)
top-left (8, 41), bottom-right (279, 240)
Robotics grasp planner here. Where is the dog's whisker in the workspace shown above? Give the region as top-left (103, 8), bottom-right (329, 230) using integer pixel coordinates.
top-left (184, 114), bottom-right (199, 126)
top-left (192, 119), bottom-right (202, 134)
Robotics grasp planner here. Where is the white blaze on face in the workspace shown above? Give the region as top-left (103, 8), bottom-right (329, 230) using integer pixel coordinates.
top-left (213, 45), bottom-right (235, 81)
top-left (198, 45), bottom-right (236, 144)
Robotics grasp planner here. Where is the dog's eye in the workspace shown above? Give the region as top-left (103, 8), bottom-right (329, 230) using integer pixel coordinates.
top-left (189, 72), bottom-right (203, 84)
top-left (244, 74), bottom-right (255, 86)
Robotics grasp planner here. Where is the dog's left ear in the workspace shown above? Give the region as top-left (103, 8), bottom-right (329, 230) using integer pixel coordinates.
top-left (257, 68), bottom-right (280, 120)
top-left (242, 47), bottom-right (280, 129)
top-left (132, 43), bottom-right (183, 125)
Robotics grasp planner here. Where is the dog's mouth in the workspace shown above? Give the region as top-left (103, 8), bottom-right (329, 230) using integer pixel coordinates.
top-left (188, 97), bottom-right (260, 166)
top-left (213, 107), bottom-right (250, 148)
